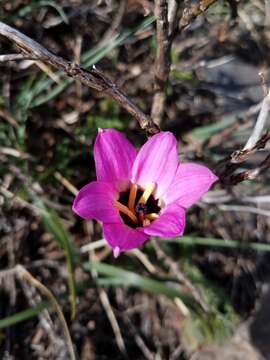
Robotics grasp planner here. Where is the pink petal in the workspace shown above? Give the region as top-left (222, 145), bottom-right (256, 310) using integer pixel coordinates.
top-left (164, 163), bottom-right (218, 208)
top-left (94, 129), bottom-right (136, 189)
top-left (131, 132), bottom-right (178, 198)
top-left (113, 246), bottom-right (121, 258)
top-left (103, 223), bottom-right (149, 253)
top-left (142, 203), bottom-right (186, 237)
top-left (72, 181), bottom-right (120, 222)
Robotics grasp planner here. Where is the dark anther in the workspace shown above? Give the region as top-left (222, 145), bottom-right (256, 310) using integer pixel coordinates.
top-left (136, 203), bottom-right (147, 214)
top-left (118, 188), bottom-right (161, 228)
top-left (136, 203), bottom-right (148, 222)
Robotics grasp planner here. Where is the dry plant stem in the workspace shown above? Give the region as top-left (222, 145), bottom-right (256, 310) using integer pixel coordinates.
top-left (0, 21), bottom-right (159, 135)
top-left (54, 171), bottom-right (79, 196)
top-left (218, 204), bottom-right (270, 217)
top-left (0, 185), bottom-right (40, 216)
top-left (121, 314), bottom-right (154, 360)
top-left (88, 251), bottom-right (126, 354)
top-left (218, 88), bottom-right (270, 185)
top-left (18, 278), bottom-right (61, 355)
top-left (242, 91), bottom-right (270, 152)
top-left (151, 0), bottom-right (170, 125)
top-left (151, 0), bottom-right (217, 125)
top-left (152, 240), bottom-right (209, 312)
top-left (101, 0), bottom-right (126, 43)
top-left (15, 265), bottom-right (76, 360)
top-left (80, 239), bottom-right (107, 253)
top-left (229, 153), bottom-right (270, 185)
top-left (0, 107), bottom-right (19, 128)
top-left (130, 249), bottom-right (157, 274)
top-left (0, 53), bottom-right (37, 61)
top-left (232, 128), bottom-right (270, 165)
top-left (98, 288), bottom-right (126, 353)
top-left (151, 0), bottom-right (178, 125)
top-left (179, 0), bottom-right (218, 31)
top-left (218, 129), bottom-right (270, 185)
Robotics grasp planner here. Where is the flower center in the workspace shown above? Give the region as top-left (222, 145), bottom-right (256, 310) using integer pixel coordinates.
top-left (115, 183), bottom-right (161, 228)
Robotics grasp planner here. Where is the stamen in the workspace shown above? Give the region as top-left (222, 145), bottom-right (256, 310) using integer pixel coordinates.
top-left (145, 213), bottom-right (159, 221)
top-left (115, 201), bottom-right (138, 224)
top-left (143, 219), bottom-right (151, 226)
top-left (138, 183), bottom-right (156, 205)
top-left (128, 183), bottom-right (138, 213)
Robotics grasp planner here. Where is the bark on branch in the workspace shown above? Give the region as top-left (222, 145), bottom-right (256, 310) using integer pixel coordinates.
top-left (151, 0), bottom-right (179, 126)
top-left (151, 0), bottom-right (218, 126)
top-left (179, 0), bottom-right (218, 32)
top-left (0, 21), bottom-right (160, 135)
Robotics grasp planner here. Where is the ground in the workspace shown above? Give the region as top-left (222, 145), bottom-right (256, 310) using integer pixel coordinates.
top-left (1, 1), bottom-right (270, 359)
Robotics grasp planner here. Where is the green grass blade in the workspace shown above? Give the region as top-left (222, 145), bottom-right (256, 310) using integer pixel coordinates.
top-left (164, 236), bottom-right (270, 252)
top-left (0, 280), bottom-right (96, 330)
top-left (84, 261), bottom-right (198, 310)
top-left (34, 198), bottom-right (78, 319)
top-left (82, 15), bottom-right (155, 67)
top-left (191, 115), bottom-right (237, 140)
top-left (0, 302), bottom-right (49, 329)
top-left (30, 15), bottom-right (155, 107)
top-left (31, 78), bottom-right (72, 107)
top-left (15, 0), bottom-right (69, 24)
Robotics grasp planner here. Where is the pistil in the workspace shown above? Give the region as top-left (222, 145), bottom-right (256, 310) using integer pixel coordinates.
top-left (115, 201), bottom-right (138, 224)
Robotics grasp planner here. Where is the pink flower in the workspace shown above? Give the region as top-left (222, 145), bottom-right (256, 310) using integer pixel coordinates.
top-left (73, 129), bottom-right (218, 257)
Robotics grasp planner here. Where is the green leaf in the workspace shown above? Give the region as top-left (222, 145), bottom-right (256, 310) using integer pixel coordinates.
top-left (165, 236), bottom-right (270, 252)
top-left (191, 115), bottom-right (237, 140)
top-left (30, 15), bottom-right (155, 107)
top-left (0, 302), bottom-right (49, 329)
top-left (82, 15), bottom-right (155, 68)
top-left (84, 261), bottom-right (198, 311)
top-left (34, 198), bottom-right (79, 319)
top-left (15, 0), bottom-right (69, 24)
top-left (0, 280), bottom-right (95, 329)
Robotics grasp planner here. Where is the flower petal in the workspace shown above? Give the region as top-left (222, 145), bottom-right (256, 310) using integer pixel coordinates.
top-left (142, 203), bottom-right (186, 237)
top-left (131, 132), bottom-right (178, 198)
top-left (164, 163), bottom-right (218, 208)
top-left (94, 129), bottom-right (137, 189)
top-left (103, 223), bottom-right (149, 253)
top-left (72, 181), bottom-right (120, 222)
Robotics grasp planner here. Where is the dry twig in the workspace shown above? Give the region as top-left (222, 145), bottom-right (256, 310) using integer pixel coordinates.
top-left (151, 0), bottom-right (219, 125)
top-left (0, 265), bottom-right (76, 360)
top-left (218, 204), bottom-right (270, 217)
top-left (240, 92), bottom-right (270, 153)
top-left (121, 314), bottom-right (155, 360)
top-left (0, 21), bottom-right (159, 135)
top-left (228, 153), bottom-right (270, 185)
top-left (218, 83), bottom-right (270, 186)
top-left (179, 0), bottom-right (218, 32)
top-left (151, 0), bottom-right (179, 125)
top-left (152, 240), bottom-right (209, 312)
top-left (0, 107), bottom-right (19, 128)
top-left (88, 250), bottom-right (126, 354)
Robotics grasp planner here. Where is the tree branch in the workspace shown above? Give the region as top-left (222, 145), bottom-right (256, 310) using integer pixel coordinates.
top-left (217, 83), bottom-right (270, 186)
top-left (151, 0), bottom-right (218, 126)
top-left (151, 0), bottom-right (179, 126)
top-left (179, 0), bottom-right (218, 32)
top-left (0, 21), bottom-right (160, 135)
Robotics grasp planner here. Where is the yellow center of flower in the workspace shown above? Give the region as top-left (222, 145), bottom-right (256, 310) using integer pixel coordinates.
top-left (115, 183), bottom-right (160, 227)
